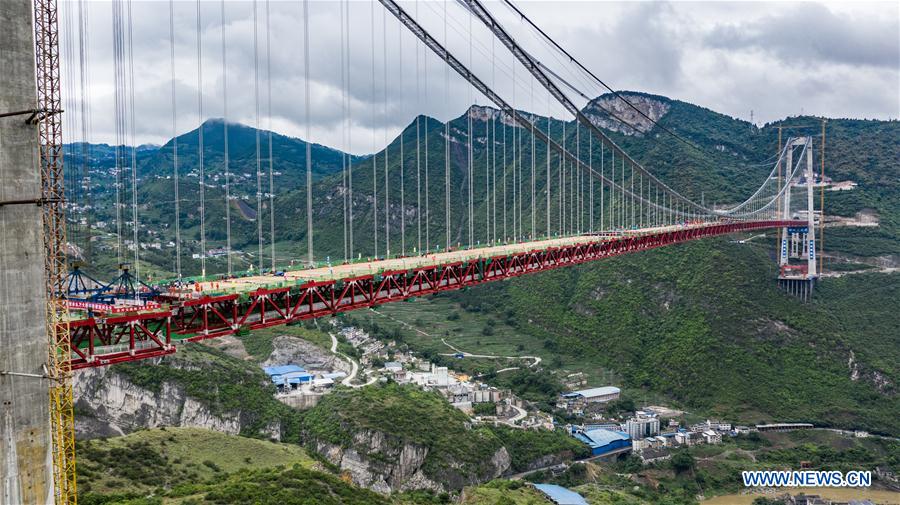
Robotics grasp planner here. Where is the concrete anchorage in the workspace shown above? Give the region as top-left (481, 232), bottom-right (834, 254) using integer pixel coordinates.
top-left (0, 0), bottom-right (55, 502)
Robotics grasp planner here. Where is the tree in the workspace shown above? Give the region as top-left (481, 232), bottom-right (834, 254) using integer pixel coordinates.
top-left (671, 451), bottom-right (695, 474)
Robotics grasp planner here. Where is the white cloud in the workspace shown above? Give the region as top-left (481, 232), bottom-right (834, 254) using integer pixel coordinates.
top-left (59, 0), bottom-right (900, 153)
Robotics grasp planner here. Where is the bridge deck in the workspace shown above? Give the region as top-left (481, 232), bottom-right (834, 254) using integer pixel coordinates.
top-left (66, 220), bottom-right (798, 369)
top-left (186, 224), bottom-right (696, 298)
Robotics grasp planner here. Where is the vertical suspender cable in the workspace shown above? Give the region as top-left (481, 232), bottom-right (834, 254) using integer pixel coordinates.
top-left (169, 0), bottom-right (181, 279)
top-left (530, 77), bottom-right (535, 239)
top-left (62, 1), bottom-right (75, 248)
top-left (630, 164), bottom-right (634, 227)
top-left (517, 89), bottom-right (522, 238)
top-left (556, 121), bottom-right (561, 235)
top-left (484, 50), bottom-right (491, 245)
top-left (197, 0), bottom-right (206, 276)
top-left (399, 19), bottom-right (405, 255)
top-left (346, 0), bottom-right (353, 258)
top-left (340, 0), bottom-right (348, 261)
top-left (589, 134), bottom-right (593, 233)
top-left (511, 57), bottom-right (516, 240)
top-left (415, 0), bottom-right (421, 253)
top-left (79, 0), bottom-right (95, 262)
top-left (112, 1), bottom-right (123, 266)
top-left (491, 35), bottom-right (497, 243)
top-left (575, 121), bottom-right (579, 233)
top-left (545, 97), bottom-right (550, 238)
top-left (467, 8), bottom-right (473, 248)
top-left (423, 2), bottom-right (430, 251)
top-left (63, 1), bottom-right (78, 255)
top-left (253, 0), bottom-right (263, 270)
top-left (266, 0), bottom-right (276, 271)
top-left (303, 0), bottom-right (313, 265)
top-left (383, 9), bottom-right (390, 256)
top-left (620, 157), bottom-right (625, 228)
top-left (371, 0), bottom-right (379, 258)
top-left (570, 126), bottom-right (575, 232)
top-left (443, 0), bottom-right (450, 250)
top-left (127, 0), bottom-right (140, 285)
top-left (502, 107), bottom-right (507, 241)
top-left (221, 0), bottom-right (232, 275)
top-left (518, 96), bottom-right (523, 238)
top-left (639, 172), bottom-right (643, 228)
top-left (340, 0), bottom-right (347, 262)
top-left (559, 121), bottom-right (564, 234)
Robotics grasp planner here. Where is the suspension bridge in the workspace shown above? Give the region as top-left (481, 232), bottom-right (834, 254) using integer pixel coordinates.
top-left (1, 0), bottom-right (822, 502)
top-left (53, 0), bottom-right (820, 370)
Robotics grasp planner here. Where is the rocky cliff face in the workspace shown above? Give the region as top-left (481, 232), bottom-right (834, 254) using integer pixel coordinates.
top-left (312, 429), bottom-right (510, 494)
top-left (264, 334), bottom-right (350, 374)
top-left (584, 93), bottom-right (670, 135)
top-left (73, 366), bottom-right (279, 441)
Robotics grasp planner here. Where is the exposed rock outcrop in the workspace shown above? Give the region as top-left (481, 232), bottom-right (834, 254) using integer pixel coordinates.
top-left (312, 429), bottom-right (510, 494)
top-left (74, 366), bottom-right (243, 440)
top-left (264, 334), bottom-right (351, 373)
top-left (584, 93), bottom-right (670, 135)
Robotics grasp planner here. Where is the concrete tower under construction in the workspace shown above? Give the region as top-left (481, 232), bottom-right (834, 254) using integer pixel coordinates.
top-left (0, 0), bottom-right (55, 502)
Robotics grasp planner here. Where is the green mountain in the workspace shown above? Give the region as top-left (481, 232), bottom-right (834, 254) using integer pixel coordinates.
top-left (71, 92), bottom-right (899, 436)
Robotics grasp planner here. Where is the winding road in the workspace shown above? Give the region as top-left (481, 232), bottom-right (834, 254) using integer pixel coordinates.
top-left (329, 332), bottom-right (376, 388)
top-left (367, 309), bottom-right (542, 368)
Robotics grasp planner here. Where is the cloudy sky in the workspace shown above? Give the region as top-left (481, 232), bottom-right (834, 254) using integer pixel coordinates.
top-left (60, 0), bottom-right (899, 154)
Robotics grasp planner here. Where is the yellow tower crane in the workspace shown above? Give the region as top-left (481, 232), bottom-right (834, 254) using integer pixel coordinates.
top-left (33, 0), bottom-right (78, 502)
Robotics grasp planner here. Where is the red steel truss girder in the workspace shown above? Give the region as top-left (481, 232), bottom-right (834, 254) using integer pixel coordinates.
top-left (68, 311), bottom-right (174, 369)
top-left (66, 220), bottom-right (797, 369)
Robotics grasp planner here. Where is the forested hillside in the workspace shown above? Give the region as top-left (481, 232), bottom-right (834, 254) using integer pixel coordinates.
top-left (69, 93), bottom-right (899, 435)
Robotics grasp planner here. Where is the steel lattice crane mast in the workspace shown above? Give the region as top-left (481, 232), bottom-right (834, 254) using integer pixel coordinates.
top-left (33, 0), bottom-right (78, 501)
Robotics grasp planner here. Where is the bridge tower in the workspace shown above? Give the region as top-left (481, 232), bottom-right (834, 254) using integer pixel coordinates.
top-left (777, 136), bottom-right (818, 301)
top-left (0, 0), bottom-right (56, 502)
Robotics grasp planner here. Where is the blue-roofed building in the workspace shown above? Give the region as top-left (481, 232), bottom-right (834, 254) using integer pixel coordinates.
top-left (532, 483), bottom-right (588, 505)
top-left (263, 364), bottom-right (312, 389)
top-left (573, 428), bottom-right (631, 456)
top-left (270, 371), bottom-right (314, 388)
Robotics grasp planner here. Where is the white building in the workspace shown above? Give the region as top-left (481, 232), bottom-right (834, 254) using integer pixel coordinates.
top-left (702, 430), bottom-right (722, 445)
top-left (383, 361), bottom-right (403, 372)
top-left (430, 364), bottom-right (449, 387)
top-left (562, 386), bottom-right (620, 404)
top-left (674, 432), bottom-right (691, 446)
top-left (626, 411), bottom-right (660, 440)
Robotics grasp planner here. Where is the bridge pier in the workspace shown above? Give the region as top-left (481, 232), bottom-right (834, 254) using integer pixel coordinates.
top-left (0, 0), bottom-right (55, 502)
top-left (778, 278), bottom-right (815, 303)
